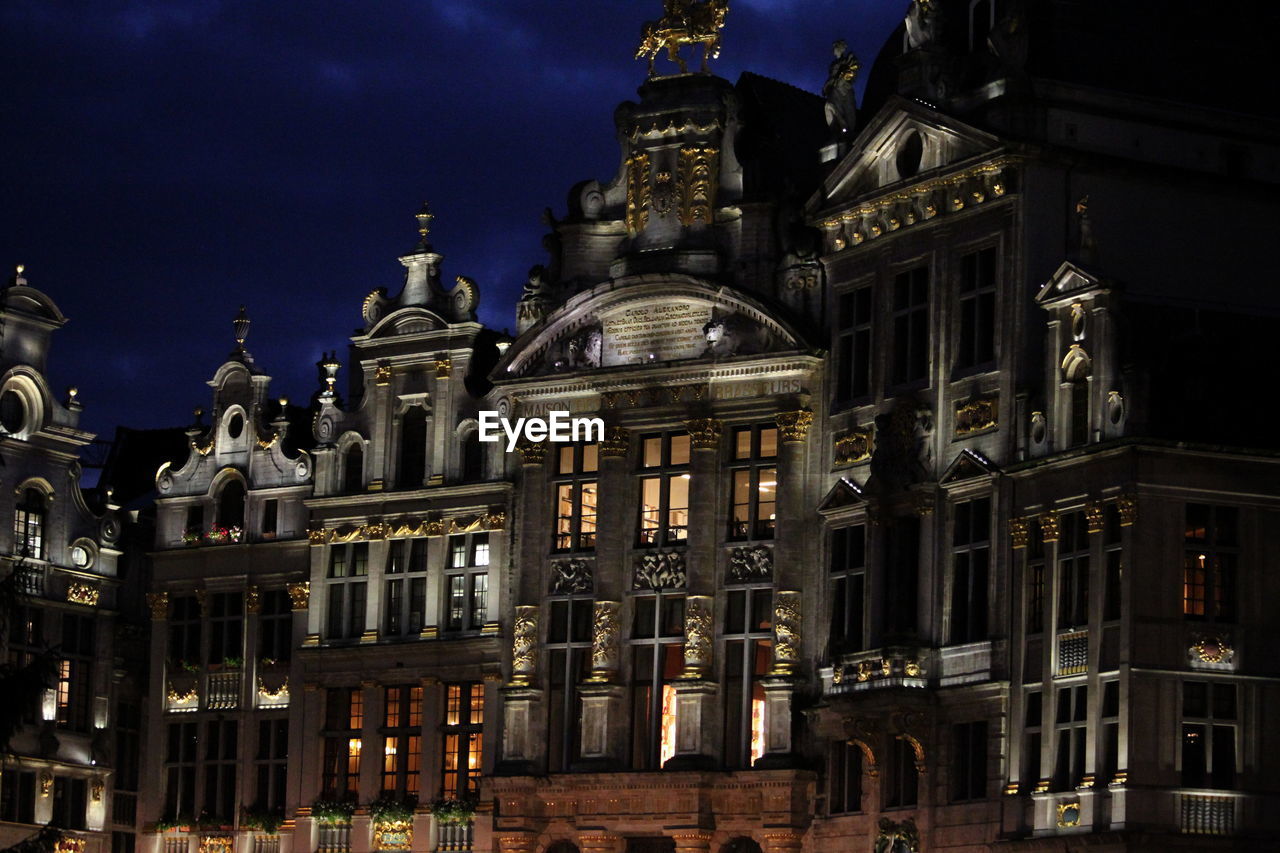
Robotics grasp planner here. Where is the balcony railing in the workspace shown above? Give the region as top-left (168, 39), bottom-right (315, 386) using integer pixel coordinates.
top-left (436, 821), bottom-right (473, 853)
top-left (317, 823), bottom-right (351, 853)
top-left (206, 671), bottom-right (242, 710)
top-left (162, 838), bottom-right (189, 853)
top-left (1180, 792), bottom-right (1235, 835)
top-left (251, 834), bottom-right (280, 853)
top-left (14, 562), bottom-right (45, 596)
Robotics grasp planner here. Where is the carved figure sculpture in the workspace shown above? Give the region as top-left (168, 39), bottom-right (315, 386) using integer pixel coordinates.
top-left (904, 0), bottom-right (938, 50)
top-left (637, 0), bottom-right (730, 76)
top-left (823, 39), bottom-right (860, 135)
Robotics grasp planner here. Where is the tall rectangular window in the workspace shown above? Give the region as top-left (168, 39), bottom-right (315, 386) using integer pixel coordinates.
top-left (326, 543), bottom-right (368, 640)
top-left (1053, 685), bottom-right (1087, 791)
top-left (163, 722), bottom-right (197, 820)
top-left (1057, 511), bottom-right (1089, 630)
top-left (8, 605), bottom-right (44, 723)
top-left (1026, 517), bottom-right (1046, 634)
top-left (546, 597), bottom-right (592, 772)
top-left (949, 498), bottom-right (990, 644)
top-left (13, 490), bottom-right (46, 559)
top-left (835, 286), bottom-right (872, 401)
top-left (259, 588), bottom-right (293, 662)
top-left (950, 721), bottom-right (988, 801)
top-left (1022, 691), bottom-right (1042, 789)
top-left (555, 444), bottom-right (599, 552)
top-left (261, 499), bottom-right (278, 539)
top-left (254, 718), bottom-right (288, 811)
top-left (441, 683), bottom-right (484, 799)
top-left (0, 769), bottom-right (36, 824)
top-left (384, 539), bottom-right (428, 637)
top-left (884, 737), bottom-right (919, 808)
top-left (630, 591), bottom-right (685, 770)
top-left (208, 591), bottom-right (243, 665)
top-left (167, 594), bottom-right (201, 667)
top-left (884, 517), bottom-right (920, 638)
top-left (829, 741), bottom-right (863, 814)
top-left (51, 777), bottom-right (88, 831)
top-left (321, 688), bottom-right (363, 800)
top-left (723, 587), bottom-right (772, 769)
top-left (1103, 504), bottom-right (1123, 621)
top-left (203, 720), bottom-right (238, 820)
top-left (830, 525), bottom-right (867, 654)
top-left (891, 265), bottom-right (930, 386)
top-left (956, 247), bottom-right (996, 370)
top-left (1181, 681), bottom-right (1236, 789)
top-left (1100, 680), bottom-right (1120, 785)
top-left (58, 613), bottom-right (93, 731)
top-left (113, 701), bottom-right (141, 826)
top-left (444, 534), bottom-right (490, 632)
top-left (381, 686), bottom-right (423, 797)
top-left (1183, 504), bottom-right (1237, 622)
top-left (729, 426), bottom-right (778, 541)
top-left (638, 433), bottom-right (691, 547)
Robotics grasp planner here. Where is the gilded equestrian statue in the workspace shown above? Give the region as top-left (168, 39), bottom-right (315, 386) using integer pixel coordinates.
top-left (636, 0), bottom-right (730, 76)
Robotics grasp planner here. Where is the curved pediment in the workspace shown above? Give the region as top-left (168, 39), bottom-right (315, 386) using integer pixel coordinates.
top-left (2, 285), bottom-right (67, 326)
top-left (365, 306), bottom-right (450, 339)
top-left (497, 275), bottom-right (809, 379)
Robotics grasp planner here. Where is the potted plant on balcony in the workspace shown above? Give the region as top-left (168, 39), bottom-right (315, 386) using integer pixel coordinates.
top-left (240, 807), bottom-right (284, 835)
top-left (311, 799), bottom-right (355, 825)
top-left (429, 798), bottom-right (475, 826)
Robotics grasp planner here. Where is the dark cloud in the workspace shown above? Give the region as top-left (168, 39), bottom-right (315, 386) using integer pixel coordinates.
top-left (0, 0), bottom-right (902, 438)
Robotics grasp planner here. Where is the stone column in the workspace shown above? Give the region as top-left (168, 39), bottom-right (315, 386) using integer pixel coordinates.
top-left (495, 832), bottom-right (537, 853)
top-left (579, 600), bottom-right (624, 767)
top-left (370, 362), bottom-right (393, 489)
top-left (418, 677), bottom-right (443, 798)
top-left (762, 830), bottom-right (804, 853)
top-left (501, 605), bottom-right (543, 771)
top-left (430, 356), bottom-right (453, 484)
top-left (683, 419), bottom-right (722, 596)
top-left (596, 427), bottom-right (630, 600)
top-left (669, 829), bottom-right (714, 853)
top-left (668, 596), bottom-right (716, 770)
top-left (758, 589), bottom-right (802, 767)
top-left (578, 831), bottom-right (625, 853)
top-left (515, 441), bottom-right (549, 604)
top-left (359, 680), bottom-right (382, 802)
top-left (773, 410), bottom-right (813, 591)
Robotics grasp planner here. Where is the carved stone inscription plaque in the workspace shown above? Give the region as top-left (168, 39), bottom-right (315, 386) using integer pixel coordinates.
top-left (601, 302), bottom-right (711, 365)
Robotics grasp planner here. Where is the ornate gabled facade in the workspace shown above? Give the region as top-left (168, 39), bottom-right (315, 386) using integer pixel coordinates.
top-left (0, 267), bottom-right (130, 853)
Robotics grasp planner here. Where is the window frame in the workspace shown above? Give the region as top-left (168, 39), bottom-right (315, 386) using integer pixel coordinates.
top-left (834, 283), bottom-right (874, 403)
top-left (629, 590), bottom-right (685, 770)
top-left (441, 682), bottom-right (484, 799)
top-left (637, 432), bottom-right (692, 548)
top-left (955, 244), bottom-right (998, 373)
top-left (890, 264), bottom-right (931, 388)
top-left (728, 425), bottom-right (779, 542)
top-left (554, 443), bottom-right (599, 553)
top-left (443, 533), bottom-right (490, 633)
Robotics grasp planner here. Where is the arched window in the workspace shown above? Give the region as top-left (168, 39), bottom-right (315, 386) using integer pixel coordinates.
top-left (461, 431), bottom-right (483, 483)
top-left (398, 407), bottom-right (427, 490)
top-left (343, 443), bottom-right (364, 493)
top-left (218, 479), bottom-right (246, 529)
top-left (14, 489), bottom-right (46, 559)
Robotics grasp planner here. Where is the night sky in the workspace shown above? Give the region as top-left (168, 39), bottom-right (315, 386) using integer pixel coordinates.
top-left (1, 1), bottom-right (903, 441)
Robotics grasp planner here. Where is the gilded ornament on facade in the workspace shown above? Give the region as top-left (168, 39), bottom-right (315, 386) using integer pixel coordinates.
top-left (435, 357), bottom-right (452, 378)
top-left (856, 661), bottom-right (873, 682)
top-left (775, 409), bottom-right (814, 443)
top-left (1009, 517), bottom-right (1029, 549)
top-left (517, 439), bottom-right (548, 465)
top-left (1085, 502), bottom-right (1104, 533)
top-left (771, 590), bottom-right (802, 675)
top-left (90, 778), bottom-right (104, 802)
top-left (954, 396), bottom-right (998, 436)
top-left (601, 425), bottom-right (630, 457)
top-left (904, 659), bottom-right (922, 677)
top-left (374, 362), bottom-right (393, 386)
top-left (677, 146), bottom-right (719, 226)
top-left (374, 821), bottom-right (413, 851)
top-left (880, 658), bottom-right (892, 677)
top-left (424, 518), bottom-right (446, 537)
top-left (287, 581), bottom-right (311, 611)
top-left (834, 427), bottom-right (873, 466)
top-left (362, 522), bottom-right (390, 540)
top-left (652, 170), bottom-right (675, 217)
top-left (635, 0), bottom-right (729, 76)
top-left (66, 581), bottom-right (100, 607)
top-left (244, 584), bottom-right (261, 614)
top-left (684, 417), bottom-right (722, 449)
top-left (589, 600), bottom-right (621, 680)
top-left (1117, 494), bottom-right (1137, 526)
top-left (481, 511), bottom-right (506, 531)
top-left (1056, 802), bottom-right (1081, 828)
top-left (510, 605), bottom-right (539, 686)
top-left (198, 836), bottom-right (233, 853)
top-left (682, 595), bottom-right (714, 677)
top-left (307, 528), bottom-right (331, 545)
top-left (625, 152), bottom-right (651, 235)
top-left (1191, 635), bottom-right (1234, 665)
top-left (1039, 510), bottom-right (1060, 542)
top-left (146, 591), bottom-right (169, 620)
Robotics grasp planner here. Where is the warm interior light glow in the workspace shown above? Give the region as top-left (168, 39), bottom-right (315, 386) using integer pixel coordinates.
top-left (660, 684), bottom-right (678, 766)
top-left (750, 696), bottom-right (766, 765)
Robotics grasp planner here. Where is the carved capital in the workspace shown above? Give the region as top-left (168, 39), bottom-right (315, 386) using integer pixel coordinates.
top-left (145, 591), bottom-right (169, 620)
top-left (287, 581), bottom-right (311, 611)
top-left (1117, 494), bottom-right (1137, 527)
top-left (684, 417), bottom-right (722, 449)
top-left (589, 600), bottom-right (621, 681)
top-left (510, 605), bottom-right (539, 686)
top-left (1085, 501), bottom-right (1105, 534)
top-left (434, 357), bottom-right (452, 378)
top-left (682, 595), bottom-right (714, 677)
top-left (1039, 510), bottom-right (1060, 542)
top-left (775, 409), bottom-right (814, 443)
top-left (374, 361), bottom-right (393, 386)
top-left (307, 527), bottom-right (331, 545)
top-left (772, 590), bottom-right (803, 675)
top-left (601, 425), bottom-right (630, 457)
top-left (1009, 517), bottom-right (1029, 549)
top-left (245, 584), bottom-right (261, 613)
top-left (516, 439), bottom-right (548, 465)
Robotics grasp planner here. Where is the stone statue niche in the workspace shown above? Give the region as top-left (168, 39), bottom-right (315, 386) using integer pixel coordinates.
top-left (701, 311), bottom-right (773, 358)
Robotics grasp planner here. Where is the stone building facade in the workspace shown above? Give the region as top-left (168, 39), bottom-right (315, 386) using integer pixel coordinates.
top-left (0, 268), bottom-right (134, 853)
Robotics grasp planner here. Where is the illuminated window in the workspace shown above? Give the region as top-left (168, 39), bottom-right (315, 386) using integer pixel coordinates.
top-left (1057, 512), bottom-right (1089, 630)
top-left (630, 592), bottom-right (684, 769)
top-left (1183, 504), bottom-right (1237, 622)
top-left (1053, 685), bottom-right (1087, 791)
top-left (835, 285), bottom-right (873, 402)
top-left (957, 246), bottom-right (996, 371)
top-left (638, 433), bottom-right (690, 546)
top-left (327, 543), bottom-right (369, 640)
top-left (254, 718), bottom-right (288, 812)
top-left (13, 489), bottom-right (45, 559)
top-left (321, 688), bottom-right (363, 800)
top-left (729, 426), bottom-right (778, 541)
top-left (57, 613), bottom-right (93, 731)
top-left (382, 686), bottom-right (423, 797)
top-left (723, 588), bottom-right (771, 769)
top-left (554, 444), bottom-right (599, 552)
top-left (203, 720), bottom-right (238, 821)
top-left (441, 683), bottom-right (484, 799)
top-left (1181, 681), bottom-right (1236, 789)
top-left (829, 525), bottom-right (866, 654)
top-left (163, 722), bottom-right (198, 820)
top-left (444, 534), bottom-right (489, 632)
top-left (949, 498), bottom-right (990, 644)
top-left (891, 265), bottom-right (930, 387)
top-left (384, 539), bottom-right (428, 638)
top-left (546, 596), bottom-right (592, 772)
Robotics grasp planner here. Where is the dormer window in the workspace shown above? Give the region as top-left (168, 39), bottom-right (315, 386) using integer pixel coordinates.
top-left (343, 443), bottom-right (364, 493)
top-left (398, 407), bottom-right (428, 490)
top-left (14, 489), bottom-right (45, 560)
top-left (217, 480), bottom-right (245, 529)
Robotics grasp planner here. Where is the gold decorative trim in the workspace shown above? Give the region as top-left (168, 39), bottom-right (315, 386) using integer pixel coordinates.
top-left (1085, 502), bottom-right (1104, 534)
top-left (625, 152), bottom-right (651, 235)
top-left (676, 145), bottom-right (719, 226)
top-left (684, 417), bottom-right (722, 449)
top-left (146, 591), bottom-right (169, 620)
top-left (834, 426), bottom-right (873, 466)
top-left (1009, 517), bottom-right (1029, 549)
top-left (1039, 510), bottom-right (1060, 542)
top-left (287, 582), bottom-right (310, 611)
top-left (374, 362), bottom-right (392, 385)
top-left (601, 425), bottom-right (630, 457)
top-left (955, 395), bottom-right (998, 436)
top-left (510, 605), bottom-right (538, 686)
top-left (245, 584), bottom-right (261, 614)
top-left (1117, 494), bottom-right (1137, 526)
top-left (775, 409), bottom-right (814, 443)
top-left (66, 581), bottom-right (100, 607)
top-left (517, 439), bottom-right (548, 465)
top-left (435, 357), bottom-right (452, 378)
top-left (771, 590), bottom-right (802, 675)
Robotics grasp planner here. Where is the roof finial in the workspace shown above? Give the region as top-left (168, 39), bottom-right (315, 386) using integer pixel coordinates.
top-left (414, 202), bottom-right (435, 250)
top-left (11, 264), bottom-right (27, 287)
top-left (233, 305), bottom-right (251, 351)
top-left (1074, 195), bottom-right (1097, 266)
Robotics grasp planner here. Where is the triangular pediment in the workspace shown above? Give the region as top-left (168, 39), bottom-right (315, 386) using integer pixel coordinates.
top-left (813, 97), bottom-right (1004, 213)
top-left (1036, 261), bottom-right (1109, 308)
top-left (818, 477), bottom-right (868, 515)
top-left (494, 275), bottom-right (809, 380)
top-left (940, 449), bottom-right (1001, 485)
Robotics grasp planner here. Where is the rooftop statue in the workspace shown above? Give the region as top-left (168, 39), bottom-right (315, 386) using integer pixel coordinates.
top-left (636, 0), bottom-right (730, 76)
top-left (823, 39), bottom-right (860, 136)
